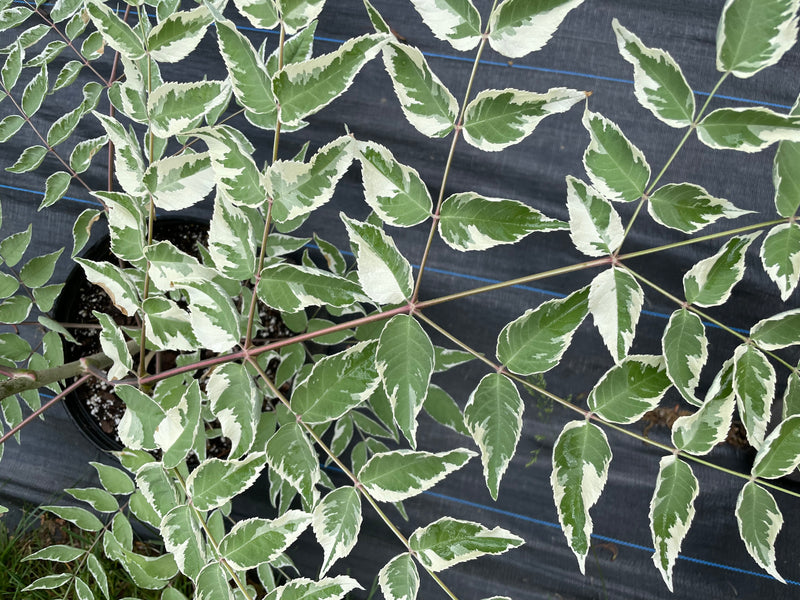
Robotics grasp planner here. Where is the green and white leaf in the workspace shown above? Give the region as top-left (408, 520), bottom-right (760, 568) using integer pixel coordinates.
top-left (40, 171), bottom-right (72, 209)
top-left (148, 7), bottom-right (211, 63)
top-left (142, 296), bottom-right (199, 352)
top-left (186, 453), bottom-right (267, 511)
top-left (550, 420), bottom-right (612, 574)
top-left (21, 66), bottom-right (48, 117)
top-left (376, 315), bottom-right (435, 447)
top-left (91, 461), bottom-right (135, 495)
top-left (736, 482), bottom-right (784, 582)
top-left (145, 152), bottom-right (215, 211)
top-left (273, 33), bottom-right (388, 125)
top-left (588, 355), bottom-right (672, 424)
top-left (751, 307), bottom-right (800, 350)
top-left (497, 286), bottom-right (589, 375)
top-left (683, 233), bottom-right (760, 307)
top-left (216, 19), bottom-right (275, 117)
top-left (357, 140), bottom-right (432, 227)
top-left (359, 448), bottom-right (474, 502)
top-left (257, 263), bottom-right (367, 313)
top-left (148, 80), bottom-right (231, 137)
top-left (733, 343), bottom-right (775, 449)
top-left (219, 510), bottom-right (311, 570)
top-left (409, 0), bottom-right (482, 51)
top-left (381, 42), bottom-right (457, 137)
top-left (440, 192), bottom-right (567, 251)
top-left (208, 194), bottom-right (256, 280)
top-left (117, 386), bottom-right (166, 452)
top-left (313, 486), bottom-right (362, 576)
top-left (85, 0), bottom-right (145, 60)
top-left (408, 517), bottom-right (523, 572)
top-left (207, 362), bottom-right (258, 458)
top-left (582, 109), bottom-right (650, 202)
top-left (135, 463), bottom-right (181, 520)
top-left (662, 308), bottom-right (707, 406)
top-left (40, 505), bottom-right (103, 532)
top-left (94, 311), bottom-right (133, 381)
top-left (264, 576), bottom-right (361, 600)
top-left (488, 0), bottom-right (585, 58)
top-left (697, 107), bottom-right (800, 152)
top-left (566, 177), bottom-right (624, 256)
top-left (717, 0), bottom-right (800, 78)
top-left (588, 266), bottom-right (643, 362)
top-left (195, 562), bottom-right (233, 600)
top-left (463, 373), bottom-right (522, 500)
top-left (23, 544), bottom-right (86, 563)
top-left (423, 384), bottom-right (469, 436)
top-left (74, 258), bottom-right (139, 316)
top-left (266, 422), bottom-right (320, 506)
top-left (751, 414), bottom-right (800, 478)
top-left (92, 191), bottom-right (145, 265)
top-left (20, 249), bottom-right (62, 288)
top-left (276, 0), bottom-right (325, 33)
top-left (774, 95), bottom-right (800, 217)
top-left (86, 554), bottom-right (108, 600)
top-left (379, 553), bottom-right (419, 600)
top-left (70, 135), bottom-right (108, 174)
top-left (291, 341), bottom-right (379, 424)
top-left (341, 214), bottom-right (413, 305)
top-left (462, 87), bottom-right (585, 151)
top-left (93, 110), bottom-right (146, 197)
top-left (760, 223), bottom-right (800, 300)
top-left (233, 0), bottom-right (278, 29)
top-left (144, 241), bottom-right (218, 290)
top-left (648, 183), bottom-right (751, 233)
top-left (160, 505), bottom-right (207, 581)
top-left (181, 280), bottom-right (242, 353)
top-left (649, 456), bottom-right (699, 592)
top-left (267, 135), bottom-right (355, 223)
top-left (7, 145), bottom-right (47, 174)
top-left (612, 19), bottom-right (695, 127)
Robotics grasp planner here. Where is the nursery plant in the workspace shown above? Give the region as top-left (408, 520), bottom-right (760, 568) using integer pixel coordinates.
top-left (0, 0), bottom-right (800, 598)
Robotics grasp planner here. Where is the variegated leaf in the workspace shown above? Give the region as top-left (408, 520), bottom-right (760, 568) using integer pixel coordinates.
top-left (85, 0), bottom-right (145, 60)
top-left (207, 363), bottom-right (258, 459)
top-left (142, 297), bottom-right (199, 351)
top-left (268, 135), bottom-right (355, 223)
top-left (148, 80), bottom-right (231, 138)
top-left (751, 414), bottom-right (800, 478)
top-left (662, 308), bottom-right (707, 406)
top-left (462, 87), bottom-right (585, 151)
top-left (148, 7), bottom-right (211, 63)
top-left (440, 192), bottom-right (567, 251)
top-left (208, 194), bottom-right (256, 280)
top-left (488, 0), bottom-right (585, 58)
top-left (117, 386), bottom-right (166, 452)
top-left (266, 422), bottom-right (320, 506)
top-left (181, 280), bottom-right (241, 353)
top-left (649, 456), bottom-right (699, 591)
top-left (160, 505), bottom-right (207, 581)
top-left (313, 486), bottom-right (362, 576)
top-left (74, 258), bottom-right (139, 316)
top-left (157, 380), bottom-right (203, 469)
top-left (717, 0), bottom-right (800, 78)
top-left (612, 19), bottom-right (695, 128)
top-left (550, 420), bottom-right (612, 573)
top-left (216, 19), bottom-right (276, 117)
top-left (376, 315), bottom-right (435, 447)
top-left (697, 108), bottom-right (800, 152)
top-left (341, 214), bottom-right (413, 305)
top-left (648, 183), bottom-right (751, 233)
top-left (497, 286), bottom-right (589, 375)
top-left (733, 343), bottom-right (776, 449)
top-left (92, 191), bottom-right (145, 265)
top-left (277, 0), bottom-right (326, 33)
top-left (196, 562), bottom-right (233, 600)
top-left (409, 0), bottom-right (481, 51)
top-left (783, 368), bottom-right (800, 420)
top-left (257, 263), bottom-right (366, 313)
top-left (219, 510), bottom-right (311, 570)
top-left (94, 311), bottom-right (132, 381)
top-left (189, 125), bottom-right (267, 207)
top-left (357, 140), bottom-right (432, 227)
top-left (751, 307), bottom-right (800, 350)
top-left (582, 109), bottom-right (650, 203)
top-left (265, 576), bottom-right (361, 600)
top-left (408, 517), bottom-right (523, 572)
top-left (760, 223), bottom-right (800, 301)
top-left (186, 453), bottom-right (267, 511)
top-left (463, 373), bottom-right (522, 500)
top-left (92, 112), bottom-right (146, 196)
top-left (736, 482), bottom-right (784, 582)
top-left (291, 341), bottom-right (379, 424)
top-left (683, 233), bottom-right (760, 307)
top-left (273, 33), bottom-right (388, 125)
top-left (144, 241), bottom-right (218, 290)
top-left (382, 42), bottom-right (457, 138)
top-left (233, 0), bottom-right (278, 29)
top-left (424, 384), bottom-right (469, 436)
top-left (566, 177), bottom-right (624, 257)
top-left (144, 152), bottom-right (215, 211)
top-left (134, 463), bottom-right (181, 520)
top-left (588, 266), bottom-right (643, 362)
top-left (378, 553), bottom-right (419, 600)
top-left (588, 355), bottom-right (671, 424)
top-left (773, 95), bottom-right (800, 217)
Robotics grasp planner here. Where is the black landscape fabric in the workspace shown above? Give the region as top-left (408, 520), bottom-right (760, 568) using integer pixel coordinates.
top-left (1, 1), bottom-right (799, 599)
